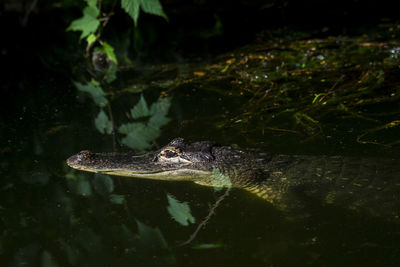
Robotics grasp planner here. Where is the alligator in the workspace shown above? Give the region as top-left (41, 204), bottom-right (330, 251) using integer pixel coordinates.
top-left (67, 138), bottom-right (400, 219)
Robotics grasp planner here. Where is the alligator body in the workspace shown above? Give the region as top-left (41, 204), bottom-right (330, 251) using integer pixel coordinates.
top-left (67, 138), bottom-right (400, 219)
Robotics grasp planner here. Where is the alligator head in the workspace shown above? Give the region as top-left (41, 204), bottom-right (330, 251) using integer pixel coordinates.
top-left (66, 138), bottom-right (253, 187)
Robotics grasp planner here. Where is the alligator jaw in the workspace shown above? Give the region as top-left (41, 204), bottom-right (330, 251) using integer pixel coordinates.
top-left (66, 150), bottom-right (212, 181)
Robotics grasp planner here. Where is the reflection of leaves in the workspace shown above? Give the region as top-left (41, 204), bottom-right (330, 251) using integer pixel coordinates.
top-left (166, 193), bottom-right (195, 226)
top-left (59, 239), bottom-right (78, 266)
top-left (11, 243), bottom-right (40, 267)
top-left (23, 167), bottom-right (49, 185)
top-left (211, 168), bottom-right (232, 191)
top-left (119, 96), bottom-right (171, 150)
top-left (93, 174), bottom-right (114, 196)
top-left (41, 250), bottom-right (58, 267)
top-left (67, 5), bottom-right (100, 39)
top-left (109, 194), bottom-right (125, 205)
top-left (73, 227), bottom-right (103, 252)
top-left (136, 220), bottom-right (168, 249)
top-left (192, 243), bottom-right (223, 249)
top-left (94, 110), bottom-right (113, 134)
top-left (73, 81), bottom-right (108, 107)
top-left (66, 172), bottom-right (92, 197)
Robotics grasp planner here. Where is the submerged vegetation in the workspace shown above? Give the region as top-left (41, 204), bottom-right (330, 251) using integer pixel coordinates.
top-left (108, 25), bottom-right (400, 152)
top-left (2, 0), bottom-right (400, 265)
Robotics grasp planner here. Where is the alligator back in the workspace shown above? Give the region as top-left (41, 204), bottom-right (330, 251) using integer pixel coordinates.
top-left (244, 155), bottom-right (400, 220)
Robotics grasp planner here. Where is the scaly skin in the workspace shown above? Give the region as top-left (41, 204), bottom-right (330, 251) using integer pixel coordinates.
top-left (67, 138), bottom-right (400, 219)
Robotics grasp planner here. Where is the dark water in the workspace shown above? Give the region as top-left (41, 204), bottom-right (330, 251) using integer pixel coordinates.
top-left (2, 30), bottom-right (400, 266)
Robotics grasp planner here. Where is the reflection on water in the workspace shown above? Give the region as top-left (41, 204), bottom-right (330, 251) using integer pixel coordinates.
top-left (2, 27), bottom-right (400, 266)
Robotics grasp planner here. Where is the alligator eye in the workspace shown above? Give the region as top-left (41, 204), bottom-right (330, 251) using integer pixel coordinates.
top-left (164, 149), bottom-right (178, 158)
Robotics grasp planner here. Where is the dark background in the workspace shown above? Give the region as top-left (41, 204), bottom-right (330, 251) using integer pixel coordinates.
top-left (1, 0), bottom-right (398, 112)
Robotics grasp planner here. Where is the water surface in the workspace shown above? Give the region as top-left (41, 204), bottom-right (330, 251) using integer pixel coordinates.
top-left (2, 26), bottom-right (400, 266)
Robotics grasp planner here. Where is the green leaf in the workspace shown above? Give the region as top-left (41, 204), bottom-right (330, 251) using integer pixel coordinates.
top-left (166, 193), bottom-right (195, 226)
top-left (119, 96), bottom-right (171, 150)
top-left (136, 219), bottom-right (168, 249)
top-left (131, 94), bottom-right (150, 118)
top-left (73, 81), bottom-right (108, 107)
top-left (104, 62), bottom-right (118, 84)
top-left (118, 122), bottom-right (144, 134)
top-left (67, 6), bottom-right (100, 39)
top-left (109, 194), bottom-right (125, 204)
top-left (86, 33), bottom-right (97, 46)
top-left (86, 0), bottom-right (98, 7)
top-left (119, 122), bottom-right (160, 141)
top-left (148, 113), bottom-right (170, 129)
top-left (119, 122), bottom-right (160, 148)
top-left (148, 97), bottom-right (171, 127)
top-left (121, 0), bottom-right (141, 26)
top-left (93, 174), bottom-right (114, 196)
top-left (122, 0), bottom-right (167, 26)
top-left (150, 97), bottom-right (171, 115)
top-left (140, 0), bottom-right (168, 21)
top-left (102, 42), bottom-right (118, 64)
top-left (211, 168), bottom-right (232, 191)
top-left (95, 110), bottom-right (113, 134)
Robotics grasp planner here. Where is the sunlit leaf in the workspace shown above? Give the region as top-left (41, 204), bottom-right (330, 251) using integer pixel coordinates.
top-left (122, 0), bottom-right (167, 26)
top-left (94, 42), bottom-right (118, 65)
top-left (93, 174), bottom-right (114, 196)
top-left (101, 41), bottom-right (118, 64)
top-left (131, 95), bottom-right (150, 118)
top-left (211, 168), bottom-right (232, 191)
top-left (86, 0), bottom-right (98, 7)
top-left (73, 81), bottom-right (108, 107)
top-left (140, 0), bottom-right (168, 21)
top-left (41, 250), bottom-right (58, 267)
top-left (109, 194), bottom-right (125, 204)
top-left (94, 110), bottom-right (113, 134)
top-left (86, 33), bottom-right (97, 46)
top-left (136, 219), bottom-right (168, 249)
top-left (166, 193), bottom-right (195, 226)
top-left (67, 6), bottom-right (100, 39)
top-left (121, 0), bottom-right (141, 26)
